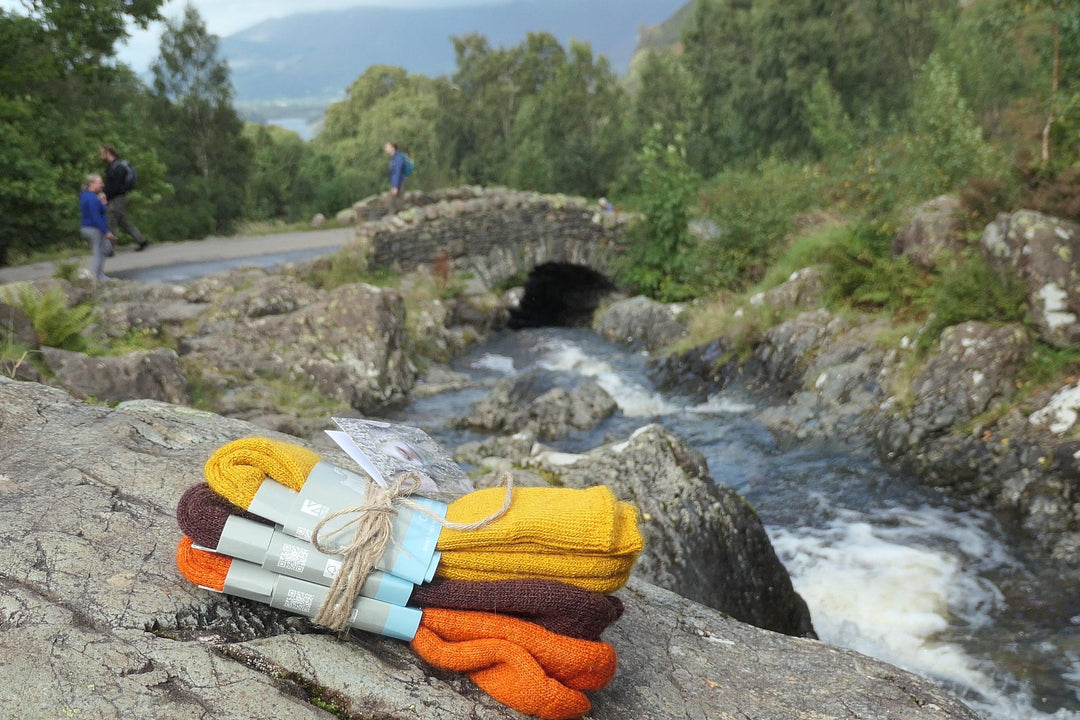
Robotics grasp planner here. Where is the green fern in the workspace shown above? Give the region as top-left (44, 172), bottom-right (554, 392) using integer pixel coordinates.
top-left (4, 283), bottom-right (94, 351)
top-left (822, 224), bottom-right (929, 315)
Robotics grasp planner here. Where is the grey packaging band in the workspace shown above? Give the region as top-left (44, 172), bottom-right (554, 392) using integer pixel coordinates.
top-left (215, 514), bottom-right (414, 606)
top-left (247, 460), bottom-right (446, 585)
top-left (221, 558), bottom-right (422, 641)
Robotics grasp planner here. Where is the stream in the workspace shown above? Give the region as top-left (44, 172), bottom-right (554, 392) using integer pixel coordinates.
top-left (385, 327), bottom-right (1080, 720)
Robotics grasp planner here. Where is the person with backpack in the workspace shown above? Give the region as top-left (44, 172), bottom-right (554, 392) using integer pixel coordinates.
top-left (384, 141), bottom-right (413, 214)
top-left (100, 144), bottom-right (148, 251)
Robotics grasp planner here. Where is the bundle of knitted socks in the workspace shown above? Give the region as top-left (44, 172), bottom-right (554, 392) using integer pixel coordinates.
top-left (174, 436), bottom-right (643, 720)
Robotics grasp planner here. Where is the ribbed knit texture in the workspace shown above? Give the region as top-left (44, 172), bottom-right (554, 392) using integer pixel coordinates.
top-left (177, 481), bottom-right (625, 639)
top-left (438, 489), bottom-right (641, 593)
top-left (411, 578), bottom-right (624, 641)
top-left (201, 437), bottom-right (643, 593)
top-left (176, 535), bottom-right (229, 591)
top-left (204, 437), bottom-right (319, 509)
top-left (412, 608), bottom-right (617, 720)
top-left (418, 608), bottom-right (616, 690)
top-left (439, 486), bottom-right (636, 553)
top-left (177, 482), bottom-right (271, 548)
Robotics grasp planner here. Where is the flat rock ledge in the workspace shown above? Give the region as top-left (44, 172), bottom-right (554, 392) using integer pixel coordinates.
top-left (0, 377), bottom-right (978, 720)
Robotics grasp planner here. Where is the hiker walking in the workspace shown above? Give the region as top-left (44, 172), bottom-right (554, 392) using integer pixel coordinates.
top-left (385, 141), bottom-right (408, 214)
top-left (100, 144), bottom-right (148, 251)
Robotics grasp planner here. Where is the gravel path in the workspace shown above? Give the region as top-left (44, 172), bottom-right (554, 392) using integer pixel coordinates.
top-left (0, 227), bottom-right (355, 284)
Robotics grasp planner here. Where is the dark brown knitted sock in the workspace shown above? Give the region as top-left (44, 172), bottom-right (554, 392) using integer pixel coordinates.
top-left (176, 482), bottom-right (271, 549)
top-left (411, 577), bottom-right (624, 641)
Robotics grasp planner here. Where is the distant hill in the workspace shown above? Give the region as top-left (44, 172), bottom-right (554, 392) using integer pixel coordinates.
top-left (634, 0), bottom-right (694, 53)
top-left (221, 0), bottom-right (685, 105)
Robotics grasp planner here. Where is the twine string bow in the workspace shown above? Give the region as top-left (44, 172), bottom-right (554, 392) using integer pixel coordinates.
top-left (310, 470), bottom-right (514, 632)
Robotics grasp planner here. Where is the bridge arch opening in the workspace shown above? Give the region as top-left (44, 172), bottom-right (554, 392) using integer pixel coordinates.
top-left (507, 262), bottom-right (618, 329)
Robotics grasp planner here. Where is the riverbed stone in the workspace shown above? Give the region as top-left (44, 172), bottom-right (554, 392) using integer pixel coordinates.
top-left (592, 295), bottom-right (688, 351)
top-left (457, 370), bottom-right (617, 440)
top-left (874, 322), bottom-right (1030, 455)
top-left (470, 422), bottom-right (814, 638)
top-left (980, 209), bottom-right (1080, 347)
top-left (892, 194), bottom-right (966, 270)
top-left (41, 346), bottom-right (191, 405)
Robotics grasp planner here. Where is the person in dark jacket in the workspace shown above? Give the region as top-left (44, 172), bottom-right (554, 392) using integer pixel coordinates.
top-left (384, 141), bottom-right (407, 214)
top-left (99, 144), bottom-right (148, 251)
top-left (79, 173), bottom-right (116, 281)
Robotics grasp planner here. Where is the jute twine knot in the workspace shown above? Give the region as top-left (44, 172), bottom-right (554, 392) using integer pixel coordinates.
top-left (310, 470), bottom-right (514, 632)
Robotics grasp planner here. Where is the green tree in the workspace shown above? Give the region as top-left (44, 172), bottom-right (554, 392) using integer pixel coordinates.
top-left (0, 1), bottom-right (164, 265)
top-left (1029, 0), bottom-right (1080, 166)
top-left (930, 0), bottom-right (1030, 139)
top-left (681, 0), bottom-right (954, 169)
top-left (630, 49), bottom-right (693, 148)
top-left (244, 124), bottom-right (311, 221)
top-left (14, 0), bottom-right (162, 73)
top-left (440, 33), bottom-right (533, 185)
top-left (151, 3), bottom-right (251, 239)
top-left (908, 53), bottom-right (1000, 191)
top-left (315, 65), bottom-right (445, 200)
top-left (320, 66), bottom-right (409, 146)
top-left (681, 0), bottom-right (755, 173)
top-left (509, 39), bottom-right (630, 196)
top-left (616, 126), bottom-right (699, 301)
top-left (804, 70), bottom-right (858, 157)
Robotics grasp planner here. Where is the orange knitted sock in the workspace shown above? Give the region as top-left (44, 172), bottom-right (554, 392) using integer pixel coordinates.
top-left (178, 536), bottom-right (610, 720)
top-left (176, 535), bottom-right (229, 590)
top-left (418, 608), bottom-right (616, 691)
top-left (411, 608), bottom-right (614, 720)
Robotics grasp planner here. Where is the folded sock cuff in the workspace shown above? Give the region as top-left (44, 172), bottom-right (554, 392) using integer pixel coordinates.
top-left (204, 437), bottom-right (319, 509)
top-left (441, 486), bottom-right (643, 556)
top-left (177, 482), bottom-right (270, 548)
top-left (411, 578), bottom-right (624, 640)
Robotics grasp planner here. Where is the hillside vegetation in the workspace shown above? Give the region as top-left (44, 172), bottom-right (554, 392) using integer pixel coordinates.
top-left (2, 1), bottom-right (1078, 356)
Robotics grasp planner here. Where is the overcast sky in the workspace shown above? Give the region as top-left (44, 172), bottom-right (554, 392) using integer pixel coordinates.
top-left (1, 0), bottom-right (505, 72)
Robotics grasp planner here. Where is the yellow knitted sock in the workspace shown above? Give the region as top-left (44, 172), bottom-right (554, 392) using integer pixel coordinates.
top-left (204, 437), bottom-right (319, 509)
top-left (434, 562), bottom-right (633, 594)
top-left (439, 486), bottom-right (642, 556)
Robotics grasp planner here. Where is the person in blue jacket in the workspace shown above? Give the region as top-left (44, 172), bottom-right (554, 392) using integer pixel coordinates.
top-left (79, 173), bottom-right (116, 281)
top-left (384, 141), bottom-right (407, 214)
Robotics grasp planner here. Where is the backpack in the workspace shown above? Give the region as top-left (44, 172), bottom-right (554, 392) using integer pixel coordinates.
top-left (403, 154), bottom-right (414, 177)
top-left (118, 160), bottom-right (137, 193)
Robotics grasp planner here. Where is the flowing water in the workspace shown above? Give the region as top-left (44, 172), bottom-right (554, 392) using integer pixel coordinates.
top-left (383, 327), bottom-right (1080, 720)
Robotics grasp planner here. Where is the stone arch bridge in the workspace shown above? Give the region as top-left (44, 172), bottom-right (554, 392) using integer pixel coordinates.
top-left (335, 186), bottom-right (636, 326)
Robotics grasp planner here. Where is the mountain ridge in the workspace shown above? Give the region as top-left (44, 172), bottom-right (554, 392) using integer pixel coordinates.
top-left (220, 0), bottom-right (686, 104)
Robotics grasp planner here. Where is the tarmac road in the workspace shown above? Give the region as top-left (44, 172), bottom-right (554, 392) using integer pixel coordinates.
top-left (0, 227), bottom-right (357, 284)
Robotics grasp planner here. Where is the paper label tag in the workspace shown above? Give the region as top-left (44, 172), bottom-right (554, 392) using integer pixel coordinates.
top-left (255, 461), bottom-right (446, 585)
top-left (213, 515), bottom-right (415, 606)
top-left (328, 417), bottom-right (473, 496)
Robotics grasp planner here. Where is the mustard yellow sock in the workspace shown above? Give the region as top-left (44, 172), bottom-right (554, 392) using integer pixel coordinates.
top-left (204, 437), bottom-right (320, 509)
top-left (434, 562), bottom-right (633, 594)
top-left (439, 486), bottom-right (643, 556)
